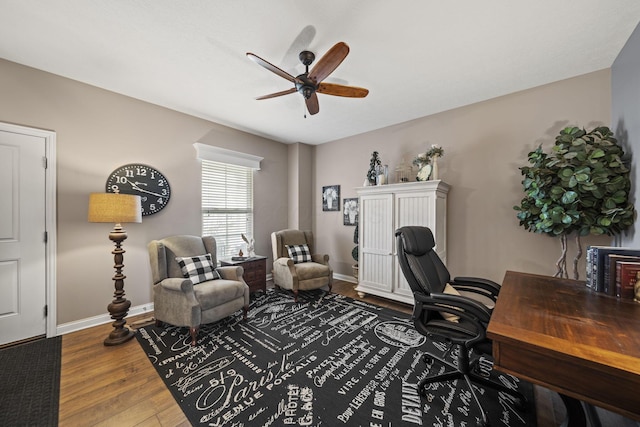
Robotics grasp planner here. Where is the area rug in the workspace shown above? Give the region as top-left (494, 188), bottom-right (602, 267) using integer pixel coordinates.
top-left (0, 336), bottom-right (62, 426)
top-left (136, 290), bottom-right (536, 426)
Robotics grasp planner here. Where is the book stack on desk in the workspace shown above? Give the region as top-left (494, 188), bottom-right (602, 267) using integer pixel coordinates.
top-left (586, 245), bottom-right (640, 299)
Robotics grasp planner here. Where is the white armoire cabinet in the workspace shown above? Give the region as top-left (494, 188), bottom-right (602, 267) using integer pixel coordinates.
top-left (355, 180), bottom-right (449, 304)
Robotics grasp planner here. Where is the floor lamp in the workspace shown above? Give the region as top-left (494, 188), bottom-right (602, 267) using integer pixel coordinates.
top-left (88, 193), bottom-right (142, 346)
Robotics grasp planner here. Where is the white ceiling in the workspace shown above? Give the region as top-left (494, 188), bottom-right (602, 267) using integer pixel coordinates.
top-left (1, 1), bottom-right (639, 145)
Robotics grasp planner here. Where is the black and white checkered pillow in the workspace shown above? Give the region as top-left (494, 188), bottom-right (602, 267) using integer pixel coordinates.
top-left (176, 254), bottom-right (220, 284)
top-left (286, 244), bottom-right (312, 264)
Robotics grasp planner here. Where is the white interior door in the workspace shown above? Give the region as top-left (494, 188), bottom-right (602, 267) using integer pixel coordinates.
top-left (0, 127), bottom-right (48, 345)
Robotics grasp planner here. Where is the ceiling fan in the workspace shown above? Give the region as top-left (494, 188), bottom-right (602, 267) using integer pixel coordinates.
top-left (246, 42), bottom-right (369, 116)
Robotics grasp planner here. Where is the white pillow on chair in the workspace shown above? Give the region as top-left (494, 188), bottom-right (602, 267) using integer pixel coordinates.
top-left (176, 254), bottom-right (221, 284)
top-left (286, 244), bottom-right (312, 264)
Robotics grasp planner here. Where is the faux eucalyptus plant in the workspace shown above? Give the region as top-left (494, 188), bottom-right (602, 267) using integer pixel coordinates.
top-left (352, 224), bottom-right (359, 264)
top-left (352, 224), bottom-right (359, 278)
top-left (514, 126), bottom-right (635, 279)
top-left (367, 151), bottom-right (382, 185)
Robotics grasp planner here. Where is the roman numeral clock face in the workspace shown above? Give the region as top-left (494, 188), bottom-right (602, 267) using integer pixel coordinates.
top-left (106, 164), bottom-right (171, 216)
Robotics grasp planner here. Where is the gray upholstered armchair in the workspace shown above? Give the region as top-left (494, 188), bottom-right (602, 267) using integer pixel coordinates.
top-left (271, 229), bottom-right (333, 301)
top-left (148, 235), bottom-right (249, 345)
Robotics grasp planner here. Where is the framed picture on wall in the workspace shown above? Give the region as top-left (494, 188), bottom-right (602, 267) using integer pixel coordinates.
top-left (343, 198), bottom-right (358, 225)
top-left (322, 185), bottom-right (340, 211)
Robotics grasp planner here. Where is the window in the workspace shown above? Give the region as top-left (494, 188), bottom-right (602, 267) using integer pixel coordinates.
top-left (194, 143), bottom-right (263, 260)
top-left (201, 160), bottom-right (253, 259)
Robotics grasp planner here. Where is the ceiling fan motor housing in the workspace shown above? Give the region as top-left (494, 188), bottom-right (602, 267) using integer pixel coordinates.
top-left (295, 74), bottom-right (316, 99)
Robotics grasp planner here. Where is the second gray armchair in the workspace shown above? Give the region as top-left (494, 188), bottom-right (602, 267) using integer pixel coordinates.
top-left (271, 229), bottom-right (333, 301)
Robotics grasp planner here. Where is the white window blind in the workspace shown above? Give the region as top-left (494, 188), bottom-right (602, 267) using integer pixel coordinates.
top-left (201, 160), bottom-right (253, 260)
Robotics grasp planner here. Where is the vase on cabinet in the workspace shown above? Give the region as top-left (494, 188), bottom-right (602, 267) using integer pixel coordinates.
top-left (431, 157), bottom-right (439, 180)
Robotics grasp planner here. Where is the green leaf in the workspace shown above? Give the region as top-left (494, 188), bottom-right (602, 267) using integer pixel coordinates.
top-left (561, 191), bottom-right (578, 204)
top-left (599, 217), bottom-right (612, 227)
top-left (560, 168), bottom-right (573, 178)
top-left (551, 186), bottom-right (564, 195)
top-left (591, 176), bottom-right (609, 184)
top-left (571, 138), bottom-right (585, 147)
top-left (611, 191), bottom-right (627, 204)
top-left (575, 173), bottom-right (589, 182)
top-left (604, 198), bottom-right (617, 209)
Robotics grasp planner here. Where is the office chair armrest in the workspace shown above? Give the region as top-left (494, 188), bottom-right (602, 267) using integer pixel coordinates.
top-left (451, 276), bottom-right (501, 301)
top-left (416, 292), bottom-right (492, 324)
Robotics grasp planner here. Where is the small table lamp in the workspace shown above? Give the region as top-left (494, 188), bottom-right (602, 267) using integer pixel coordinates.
top-left (88, 193), bottom-right (142, 346)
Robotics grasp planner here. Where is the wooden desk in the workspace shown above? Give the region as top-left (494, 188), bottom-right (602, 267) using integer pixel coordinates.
top-left (487, 271), bottom-right (640, 424)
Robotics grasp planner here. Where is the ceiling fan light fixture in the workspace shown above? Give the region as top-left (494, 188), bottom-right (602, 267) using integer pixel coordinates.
top-left (301, 86), bottom-right (314, 99)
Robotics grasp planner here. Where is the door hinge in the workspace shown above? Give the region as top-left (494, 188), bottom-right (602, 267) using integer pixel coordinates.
top-left (44, 231), bottom-right (48, 243)
top-left (44, 305), bottom-right (48, 317)
top-left (43, 156), bottom-right (48, 169)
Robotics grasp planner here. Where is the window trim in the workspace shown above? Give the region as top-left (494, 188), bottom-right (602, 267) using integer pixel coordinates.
top-left (193, 143), bottom-right (263, 170)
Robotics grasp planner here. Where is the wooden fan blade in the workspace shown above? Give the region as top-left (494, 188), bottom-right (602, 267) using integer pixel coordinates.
top-left (247, 53), bottom-right (299, 84)
top-left (317, 82), bottom-right (369, 98)
top-left (308, 42), bottom-right (349, 84)
top-left (255, 88), bottom-right (297, 100)
top-left (305, 92), bottom-right (319, 115)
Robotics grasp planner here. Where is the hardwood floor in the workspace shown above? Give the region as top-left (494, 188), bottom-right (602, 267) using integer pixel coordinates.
top-left (58, 280), bottom-right (638, 426)
top-left (59, 315), bottom-right (189, 426)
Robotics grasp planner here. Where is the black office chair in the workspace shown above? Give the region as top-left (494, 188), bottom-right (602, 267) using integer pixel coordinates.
top-left (395, 226), bottom-right (525, 427)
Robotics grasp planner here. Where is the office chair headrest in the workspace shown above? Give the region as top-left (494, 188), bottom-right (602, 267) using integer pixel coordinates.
top-left (397, 226), bottom-right (435, 256)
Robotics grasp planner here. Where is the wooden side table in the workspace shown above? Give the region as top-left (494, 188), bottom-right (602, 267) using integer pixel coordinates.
top-left (220, 255), bottom-right (267, 293)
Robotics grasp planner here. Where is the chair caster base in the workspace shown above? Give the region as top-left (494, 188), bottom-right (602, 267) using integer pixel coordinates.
top-left (513, 397), bottom-right (527, 412)
top-left (422, 354), bottom-right (434, 365)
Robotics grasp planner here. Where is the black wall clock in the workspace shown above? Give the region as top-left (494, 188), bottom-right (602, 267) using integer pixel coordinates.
top-left (106, 163), bottom-right (171, 216)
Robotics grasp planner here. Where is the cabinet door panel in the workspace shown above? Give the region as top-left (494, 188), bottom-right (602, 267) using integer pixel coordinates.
top-left (394, 192), bottom-right (434, 296)
top-left (360, 194), bottom-right (393, 292)
top-left (361, 253), bottom-right (393, 292)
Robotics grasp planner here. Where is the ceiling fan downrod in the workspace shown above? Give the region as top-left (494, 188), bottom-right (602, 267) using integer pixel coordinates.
top-left (296, 50), bottom-right (316, 99)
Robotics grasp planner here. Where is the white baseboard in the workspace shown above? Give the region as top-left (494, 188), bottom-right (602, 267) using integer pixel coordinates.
top-left (333, 273), bottom-right (357, 284)
top-left (57, 273), bottom-right (346, 336)
top-left (56, 302), bottom-right (155, 336)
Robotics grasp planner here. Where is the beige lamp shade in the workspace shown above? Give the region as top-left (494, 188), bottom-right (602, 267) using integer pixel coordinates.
top-left (88, 193), bottom-right (142, 223)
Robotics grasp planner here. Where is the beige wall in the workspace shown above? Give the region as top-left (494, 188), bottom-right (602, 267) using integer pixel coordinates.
top-left (287, 143), bottom-right (313, 230)
top-left (0, 58), bottom-right (288, 325)
top-left (0, 56), bottom-right (622, 326)
top-left (315, 70), bottom-right (613, 282)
